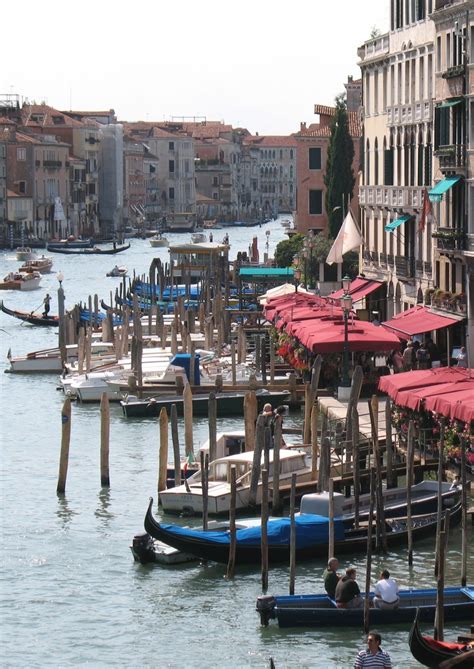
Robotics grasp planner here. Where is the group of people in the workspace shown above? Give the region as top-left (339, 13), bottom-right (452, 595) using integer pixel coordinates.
top-left (324, 559), bottom-right (394, 666)
top-left (389, 336), bottom-right (441, 373)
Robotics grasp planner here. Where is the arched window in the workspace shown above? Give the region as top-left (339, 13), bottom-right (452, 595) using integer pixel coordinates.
top-left (396, 130), bottom-right (402, 185)
top-left (410, 129), bottom-right (416, 186)
top-left (417, 128), bottom-right (424, 186)
top-left (424, 128), bottom-right (432, 185)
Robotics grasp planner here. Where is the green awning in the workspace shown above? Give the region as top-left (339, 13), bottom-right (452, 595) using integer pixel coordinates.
top-left (239, 267), bottom-right (295, 279)
top-left (437, 99), bottom-right (462, 108)
top-left (385, 215), bottom-right (412, 232)
top-left (428, 175), bottom-right (461, 203)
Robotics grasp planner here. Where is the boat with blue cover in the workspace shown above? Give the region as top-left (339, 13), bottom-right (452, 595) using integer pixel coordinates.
top-left (256, 586), bottom-right (474, 627)
top-left (141, 498), bottom-right (462, 566)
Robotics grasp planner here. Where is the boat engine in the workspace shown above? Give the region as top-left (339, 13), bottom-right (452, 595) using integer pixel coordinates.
top-left (256, 595), bottom-right (277, 626)
top-left (130, 533), bottom-right (156, 564)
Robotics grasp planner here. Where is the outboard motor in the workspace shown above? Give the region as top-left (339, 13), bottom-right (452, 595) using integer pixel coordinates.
top-left (130, 533), bottom-right (156, 564)
top-left (256, 595), bottom-right (277, 626)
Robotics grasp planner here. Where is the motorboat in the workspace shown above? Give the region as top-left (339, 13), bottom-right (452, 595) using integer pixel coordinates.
top-left (158, 448), bottom-right (312, 515)
top-left (0, 270), bottom-right (42, 291)
top-left (19, 255), bottom-right (53, 274)
top-left (106, 265), bottom-right (128, 277)
top-left (149, 234), bottom-right (169, 248)
top-left (15, 246), bottom-right (35, 261)
top-left (191, 232), bottom-right (207, 244)
top-left (5, 341), bottom-right (116, 373)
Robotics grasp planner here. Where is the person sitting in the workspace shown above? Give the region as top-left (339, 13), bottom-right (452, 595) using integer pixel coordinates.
top-left (373, 569), bottom-right (399, 610)
top-left (335, 567), bottom-right (363, 609)
top-left (323, 557), bottom-right (341, 599)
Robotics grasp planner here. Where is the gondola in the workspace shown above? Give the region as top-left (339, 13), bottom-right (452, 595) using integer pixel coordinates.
top-left (47, 243), bottom-right (130, 255)
top-left (0, 300), bottom-right (59, 327)
top-left (409, 610), bottom-right (474, 668)
top-left (256, 588), bottom-right (474, 629)
top-left (141, 498), bottom-right (462, 566)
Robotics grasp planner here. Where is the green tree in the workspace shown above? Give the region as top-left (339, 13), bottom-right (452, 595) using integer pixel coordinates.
top-left (324, 95), bottom-right (356, 239)
top-left (274, 234), bottom-right (304, 267)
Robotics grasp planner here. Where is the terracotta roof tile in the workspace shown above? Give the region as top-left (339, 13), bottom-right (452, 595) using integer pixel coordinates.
top-left (297, 109), bottom-right (360, 138)
top-left (21, 104), bottom-right (88, 128)
top-left (243, 135), bottom-right (298, 148)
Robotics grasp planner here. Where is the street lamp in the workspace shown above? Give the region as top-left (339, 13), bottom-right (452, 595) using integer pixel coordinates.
top-left (265, 229), bottom-right (270, 254)
top-left (294, 267), bottom-right (301, 293)
top-left (57, 271), bottom-right (64, 287)
top-left (340, 275), bottom-right (352, 390)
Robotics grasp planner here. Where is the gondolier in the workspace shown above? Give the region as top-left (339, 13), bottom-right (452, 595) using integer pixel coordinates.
top-left (354, 632), bottom-right (392, 668)
top-left (42, 293), bottom-right (51, 317)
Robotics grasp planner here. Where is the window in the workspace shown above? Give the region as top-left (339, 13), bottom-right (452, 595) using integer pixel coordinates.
top-left (169, 142), bottom-right (174, 151)
top-left (309, 190), bottom-right (322, 215)
top-left (213, 192), bottom-right (218, 200)
top-left (289, 149), bottom-right (294, 159)
top-left (213, 177), bottom-right (218, 186)
top-left (384, 146), bottom-right (394, 185)
top-left (169, 160), bottom-right (175, 174)
top-left (308, 147), bottom-right (321, 170)
top-left (168, 187), bottom-right (174, 200)
top-left (19, 180), bottom-right (26, 194)
top-left (17, 148), bottom-right (26, 161)
top-left (436, 36), bottom-right (442, 72)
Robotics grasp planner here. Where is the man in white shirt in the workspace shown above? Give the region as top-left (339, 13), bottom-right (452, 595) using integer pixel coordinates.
top-left (373, 570), bottom-right (399, 610)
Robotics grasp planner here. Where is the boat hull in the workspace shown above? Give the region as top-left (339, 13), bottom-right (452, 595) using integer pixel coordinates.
top-left (257, 587), bottom-right (474, 628)
top-left (0, 301), bottom-right (59, 326)
top-left (409, 612), bottom-right (474, 667)
top-left (121, 391), bottom-right (290, 418)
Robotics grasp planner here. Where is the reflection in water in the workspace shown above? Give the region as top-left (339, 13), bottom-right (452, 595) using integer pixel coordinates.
top-left (95, 487), bottom-right (115, 526)
top-left (56, 494), bottom-right (78, 528)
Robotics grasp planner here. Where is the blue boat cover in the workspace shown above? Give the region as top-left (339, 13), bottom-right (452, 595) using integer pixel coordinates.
top-left (160, 514), bottom-right (345, 547)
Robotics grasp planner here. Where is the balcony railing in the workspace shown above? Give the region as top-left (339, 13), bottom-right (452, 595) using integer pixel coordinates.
top-left (441, 64), bottom-right (465, 80)
top-left (43, 160), bottom-right (62, 168)
top-left (359, 185), bottom-right (425, 208)
top-left (386, 100), bottom-right (432, 126)
top-left (423, 261), bottom-right (432, 275)
top-left (435, 144), bottom-right (466, 170)
top-left (432, 228), bottom-right (466, 252)
top-left (395, 255), bottom-right (415, 278)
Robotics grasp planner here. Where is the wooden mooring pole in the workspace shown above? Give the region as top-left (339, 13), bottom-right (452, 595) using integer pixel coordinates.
top-left (100, 392), bottom-right (110, 487)
top-left (407, 420), bottom-right (415, 566)
top-left (289, 473), bottom-right (297, 595)
top-left (158, 407), bottom-right (168, 492)
top-left (363, 469), bottom-right (375, 635)
top-left (261, 467), bottom-right (269, 593)
top-left (226, 465), bottom-right (237, 580)
top-left (57, 397), bottom-right (72, 494)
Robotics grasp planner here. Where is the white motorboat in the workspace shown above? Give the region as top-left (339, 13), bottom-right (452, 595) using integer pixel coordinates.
top-left (106, 265), bottom-right (128, 277)
top-left (0, 270), bottom-right (42, 291)
top-left (159, 448), bottom-right (312, 515)
top-left (15, 246), bottom-right (35, 261)
top-left (191, 232), bottom-right (207, 244)
top-left (19, 255), bottom-right (53, 274)
top-left (6, 341), bottom-right (116, 374)
top-left (150, 234), bottom-right (169, 248)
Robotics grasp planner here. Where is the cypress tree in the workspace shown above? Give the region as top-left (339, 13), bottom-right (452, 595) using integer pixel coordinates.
top-left (324, 95), bottom-right (356, 239)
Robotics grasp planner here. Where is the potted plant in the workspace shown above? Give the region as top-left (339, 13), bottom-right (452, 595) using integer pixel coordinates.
top-left (424, 288), bottom-right (435, 305)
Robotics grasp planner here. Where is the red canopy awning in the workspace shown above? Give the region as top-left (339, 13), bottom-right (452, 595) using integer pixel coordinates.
top-left (424, 390), bottom-right (474, 423)
top-left (378, 366), bottom-right (470, 399)
top-left (397, 380), bottom-right (474, 411)
top-left (303, 320), bottom-right (400, 353)
top-left (327, 277), bottom-right (384, 303)
top-left (381, 305), bottom-right (462, 339)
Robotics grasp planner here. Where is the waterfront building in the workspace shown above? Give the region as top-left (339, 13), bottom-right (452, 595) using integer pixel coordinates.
top-left (123, 136), bottom-right (159, 230)
top-left (430, 0), bottom-right (474, 361)
top-left (241, 135), bottom-right (297, 220)
top-left (294, 77), bottom-right (361, 236)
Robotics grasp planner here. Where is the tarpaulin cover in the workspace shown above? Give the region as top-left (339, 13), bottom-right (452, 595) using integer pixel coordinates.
top-left (160, 514), bottom-right (345, 547)
top-left (382, 306), bottom-right (461, 339)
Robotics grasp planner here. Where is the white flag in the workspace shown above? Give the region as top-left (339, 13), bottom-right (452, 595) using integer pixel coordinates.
top-left (326, 211), bottom-right (363, 265)
top-left (54, 197), bottom-right (66, 222)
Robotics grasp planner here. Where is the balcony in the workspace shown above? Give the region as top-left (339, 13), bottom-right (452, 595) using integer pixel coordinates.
top-left (359, 185), bottom-right (425, 209)
top-left (432, 228), bottom-right (466, 252)
top-left (386, 100), bottom-right (432, 126)
top-left (423, 261), bottom-right (432, 275)
top-left (431, 291), bottom-right (467, 315)
top-left (395, 255), bottom-right (415, 278)
top-left (379, 252), bottom-right (387, 267)
top-left (43, 160), bottom-right (62, 168)
top-left (442, 64), bottom-right (465, 80)
top-left (434, 144), bottom-right (466, 170)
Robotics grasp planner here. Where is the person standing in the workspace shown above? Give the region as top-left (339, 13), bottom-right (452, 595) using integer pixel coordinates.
top-left (354, 632), bottom-right (392, 668)
top-left (425, 336), bottom-right (441, 368)
top-left (373, 569), bottom-right (399, 610)
top-left (402, 341), bottom-right (414, 371)
top-left (323, 557), bottom-right (341, 599)
top-left (456, 346), bottom-right (468, 368)
top-left (416, 341), bottom-right (430, 370)
top-left (42, 293), bottom-right (51, 317)
top-left (335, 567), bottom-right (363, 609)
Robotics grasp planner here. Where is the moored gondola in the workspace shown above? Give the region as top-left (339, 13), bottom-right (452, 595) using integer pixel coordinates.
top-left (0, 300), bottom-right (59, 326)
top-left (47, 243), bottom-right (130, 255)
top-left (409, 609), bottom-right (474, 668)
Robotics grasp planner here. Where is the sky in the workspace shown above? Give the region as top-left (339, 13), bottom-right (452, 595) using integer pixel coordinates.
top-left (2, 0), bottom-right (389, 135)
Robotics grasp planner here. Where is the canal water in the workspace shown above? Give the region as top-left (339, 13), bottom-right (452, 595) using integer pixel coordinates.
top-left (1, 220), bottom-right (472, 668)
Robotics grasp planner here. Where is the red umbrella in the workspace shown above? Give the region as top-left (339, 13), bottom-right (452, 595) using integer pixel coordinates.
top-left (425, 389), bottom-right (474, 423)
top-left (397, 380), bottom-right (474, 411)
top-left (304, 320), bottom-right (400, 353)
top-left (378, 367), bottom-right (470, 402)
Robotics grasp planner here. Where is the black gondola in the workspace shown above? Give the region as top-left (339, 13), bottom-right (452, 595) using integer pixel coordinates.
top-left (47, 243), bottom-right (130, 255)
top-left (0, 300), bottom-right (59, 327)
top-left (141, 498), bottom-right (462, 566)
top-left (409, 610), bottom-right (474, 668)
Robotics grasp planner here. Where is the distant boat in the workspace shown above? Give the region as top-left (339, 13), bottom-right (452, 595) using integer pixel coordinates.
top-left (149, 234), bottom-right (169, 248)
top-left (0, 270), bottom-right (42, 291)
top-left (106, 265), bottom-right (128, 277)
top-left (191, 232), bottom-right (207, 243)
top-left (48, 243), bottom-right (130, 255)
top-left (19, 255), bottom-right (53, 274)
top-left (0, 300), bottom-right (59, 326)
top-left (15, 247), bottom-right (35, 261)
top-left (47, 238), bottom-right (93, 249)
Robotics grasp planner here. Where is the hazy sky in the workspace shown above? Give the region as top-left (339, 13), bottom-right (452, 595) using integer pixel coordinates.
top-left (3, 0), bottom-right (389, 135)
